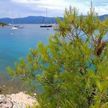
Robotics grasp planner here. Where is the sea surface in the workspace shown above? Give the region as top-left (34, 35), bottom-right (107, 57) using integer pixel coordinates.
top-left (0, 24), bottom-right (54, 93)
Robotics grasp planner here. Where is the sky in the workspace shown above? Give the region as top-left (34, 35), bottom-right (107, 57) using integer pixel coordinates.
top-left (0, 0), bottom-right (108, 18)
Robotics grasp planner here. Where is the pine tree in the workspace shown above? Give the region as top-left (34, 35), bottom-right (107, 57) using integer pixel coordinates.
top-left (7, 7), bottom-right (108, 108)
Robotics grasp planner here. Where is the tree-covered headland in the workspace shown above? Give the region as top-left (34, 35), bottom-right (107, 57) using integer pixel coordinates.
top-left (0, 22), bottom-right (7, 27)
top-left (7, 6), bottom-right (108, 108)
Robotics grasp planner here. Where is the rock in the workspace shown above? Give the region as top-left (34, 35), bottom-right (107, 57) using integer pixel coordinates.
top-left (0, 96), bottom-right (13, 108)
top-left (0, 92), bottom-right (38, 108)
top-left (12, 102), bottom-right (26, 108)
top-left (0, 95), bottom-right (5, 103)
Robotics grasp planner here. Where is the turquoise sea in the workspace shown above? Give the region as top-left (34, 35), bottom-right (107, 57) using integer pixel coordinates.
top-left (0, 24), bottom-right (54, 93)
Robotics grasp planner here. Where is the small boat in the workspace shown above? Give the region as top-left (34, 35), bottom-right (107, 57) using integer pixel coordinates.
top-left (11, 17), bottom-right (24, 30)
top-left (40, 25), bottom-right (52, 28)
top-left (11, 25), bottom-right (24, 30)
top-left (12, 26), bottom-right (18, 30)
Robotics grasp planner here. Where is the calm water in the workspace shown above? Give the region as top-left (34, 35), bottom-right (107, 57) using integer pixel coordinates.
top-left (0, 24), bottom-right (54, 92)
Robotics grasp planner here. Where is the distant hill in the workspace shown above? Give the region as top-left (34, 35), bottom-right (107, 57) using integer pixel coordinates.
top-left (0, 16), bottom-right (62, 24)
top-left (99, 15), bottom-right (108, 21)
top-left (0, 15), bottom-right (107, 24)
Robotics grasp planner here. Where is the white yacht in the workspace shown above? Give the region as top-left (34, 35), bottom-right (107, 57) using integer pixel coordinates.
top-left (11, 26), bottom-right (18, 30)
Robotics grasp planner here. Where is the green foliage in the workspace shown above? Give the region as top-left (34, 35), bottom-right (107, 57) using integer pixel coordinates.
top-left (0, 22), bottom-right (7, 26)
top-left (7, 7), bottom-right (108, 108)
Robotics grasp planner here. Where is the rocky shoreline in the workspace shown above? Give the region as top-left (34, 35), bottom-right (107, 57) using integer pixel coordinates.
top-left (0, 92), bottom-right (38, 108)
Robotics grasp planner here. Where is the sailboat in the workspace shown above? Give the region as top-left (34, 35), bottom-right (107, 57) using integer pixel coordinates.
top-left (40, 8), bottom-right (52, 28)
top-left (12, 26), bottom-right (18, 30)
top-left (11, 18), bottom-right (18, 30)
top-left (11, 17), bottom-right (24, 30)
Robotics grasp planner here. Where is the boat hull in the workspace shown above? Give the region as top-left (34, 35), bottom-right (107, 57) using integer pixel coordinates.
top-left (40, 25), bottom-right (52, 28)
